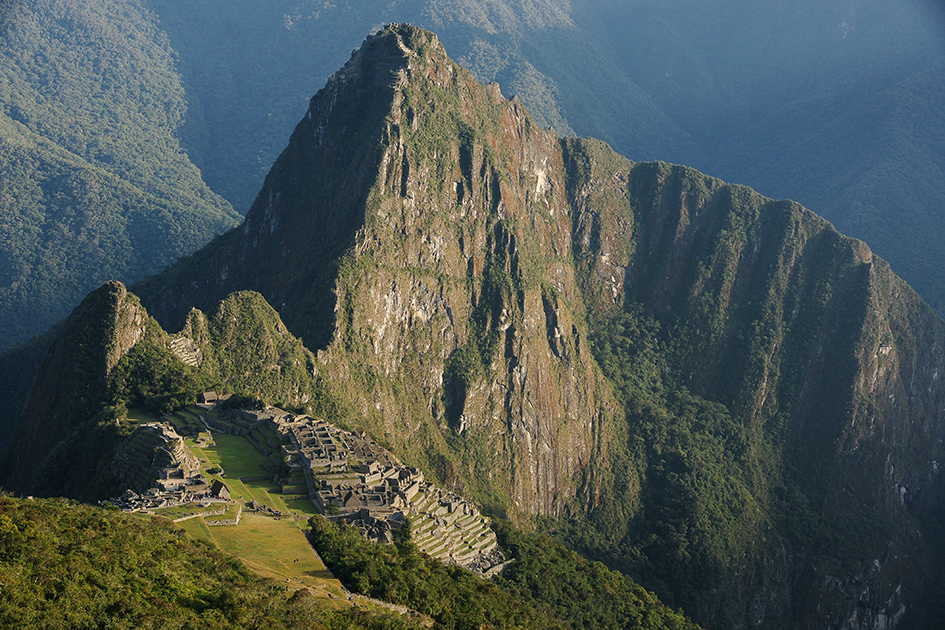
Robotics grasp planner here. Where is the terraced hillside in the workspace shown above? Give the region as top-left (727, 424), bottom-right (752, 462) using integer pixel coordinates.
top-left (190, 404), bottom-right (506, 573)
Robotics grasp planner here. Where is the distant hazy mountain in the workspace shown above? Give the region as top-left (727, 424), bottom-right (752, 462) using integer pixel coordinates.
top-left (0, 0), bottom-right (240, 349)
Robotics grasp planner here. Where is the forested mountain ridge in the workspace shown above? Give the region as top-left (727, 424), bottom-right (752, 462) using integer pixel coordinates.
top-left (0, 0), bottom-right (240, 349)
top-left (564, 139), bottom-right (945, 625)
top-left (1, 280), bottom-right (335, 501)
top-left (0, 495), bottom-right (431, 629)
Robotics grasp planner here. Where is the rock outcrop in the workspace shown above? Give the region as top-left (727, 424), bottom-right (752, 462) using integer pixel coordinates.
top-left (111, 422), bottom-right (203, 493)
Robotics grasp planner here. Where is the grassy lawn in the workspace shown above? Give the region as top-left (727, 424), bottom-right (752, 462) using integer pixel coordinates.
top-left (181, 511), bottom-right (345, 599)
top-left (197, 433), bottom-right (269, 479)
top-left (213, 478), bottom-right (284, 512)
top-left (191, 432), bottom-right (323, 518)
top-left (148, 426), bottom-right (350, 602)
top-left (283, 496), bottom-right (320, 516)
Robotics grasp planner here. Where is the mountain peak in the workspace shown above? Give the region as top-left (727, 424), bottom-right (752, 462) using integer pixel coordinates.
top-left (5, 280), bottom-right (149, 493)
top-left (324, 24), bottom-right (451, 92)
top-left (134, 23), bottom-right (602, 517)
top-left (135, 23), bottom-right (524, 349)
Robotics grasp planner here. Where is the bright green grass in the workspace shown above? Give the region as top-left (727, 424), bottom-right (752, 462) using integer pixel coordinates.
top-left (188, 511), bottom-right (345, 597)
top-left (198, 433), bottom-right (270, 478)
top-left (283, 496), bottom-right (320, 516)
top-left (124, 419), bottom-right (348, 605)
top-left (189, 431), bottom-right (324, 519)
top-left (174, 512), bottom-right (212, 538)
top-left (200, 473), bottom-right (303, 517)
top-left (214, 479), bottom-right (284, 512)
top-left (166, 428), bottom-right (348, 602)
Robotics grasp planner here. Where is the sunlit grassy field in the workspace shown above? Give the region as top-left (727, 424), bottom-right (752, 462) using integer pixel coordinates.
top-left (168, 427), bottom-right (343, 598)
top-left (198, 432), bottom-right (269, 479)
top-left (123, 411), bottom-right (427, 622)
top-left (178, 511), bottom-right (345, 598)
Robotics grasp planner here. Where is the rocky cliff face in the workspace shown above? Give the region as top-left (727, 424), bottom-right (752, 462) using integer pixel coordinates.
top-left (136, 25), bottom-right (615, 517)
top-left (563, 139), bottom-right (945, 627)
top-left (316, 29), bottom-right (613, 516)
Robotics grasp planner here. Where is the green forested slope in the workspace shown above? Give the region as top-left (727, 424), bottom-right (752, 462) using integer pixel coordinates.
top-left (1, 282), bottom-right (339, 501)
top-left (0, 490), bottom-right (700, 629)
top-left (0, 496), bottom-right (424, 629)
top-left (0, 278), bottom-right (700, 629)
top-left (126, 26), bottom-right (945, 626)
top-left (563, 139), bottom-right (945, 627)
top-left (0, 0), bottom-right (240, 349)
top-left (309, 514), bottom-right (700, 630)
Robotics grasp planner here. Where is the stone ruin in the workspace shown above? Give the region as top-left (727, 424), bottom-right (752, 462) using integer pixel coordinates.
top-left (111, 422), bottom-right (207, 494)
top-left (277, 413), bottom-right (503, 572)
top-left (108, 401), bottom-right (506, 574)
top-left (206, 406), bottom-right (505, 574)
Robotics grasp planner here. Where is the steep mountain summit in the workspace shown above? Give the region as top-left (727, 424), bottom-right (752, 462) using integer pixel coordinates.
top-left (4, 281), bottom-right (149, 495)
top-left (139, 23), bottom-right (612, 517)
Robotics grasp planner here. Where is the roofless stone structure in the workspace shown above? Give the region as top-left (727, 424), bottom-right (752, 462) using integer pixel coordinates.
top-left (209, 405), bottom-right (504, 573)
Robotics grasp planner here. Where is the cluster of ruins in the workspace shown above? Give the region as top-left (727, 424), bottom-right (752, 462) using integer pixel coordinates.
top-left (110, 398), bottom-right (504, 573)
top-left (110, 422), bottom-right (224, 508)
top-left (108, 474), bottom-right (232, 516)
top-left (248, 408), bottom-right (503, 572)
